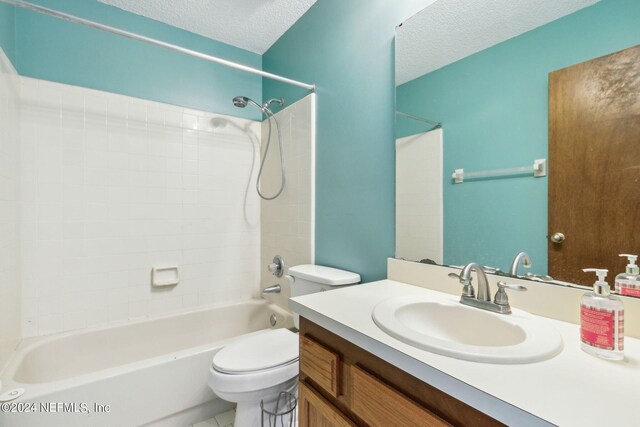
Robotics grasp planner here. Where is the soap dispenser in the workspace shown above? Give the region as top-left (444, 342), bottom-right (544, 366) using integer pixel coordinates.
top-left (615, 254), bottom-right (640, 297)
top-left (581, 269), bottom-right (624, 360)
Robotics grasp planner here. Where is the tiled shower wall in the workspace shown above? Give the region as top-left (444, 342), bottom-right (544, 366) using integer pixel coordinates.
top-left (19, 77), bottom-right (262, 337)
top-left (260, 95), bottom-right (314, 309)
top-left (396, 129), bottom-right (443, 263)
top-left (0, 50), bottom-right (20, 369)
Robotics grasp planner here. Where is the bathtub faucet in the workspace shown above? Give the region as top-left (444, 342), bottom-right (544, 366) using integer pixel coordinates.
top-left (262, 284), bottom-right (281, 294)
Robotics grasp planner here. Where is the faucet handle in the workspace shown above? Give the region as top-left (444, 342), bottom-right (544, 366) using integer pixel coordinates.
top-left (494, 281), bottom-right (527, 306)
top-left (525, 272), bottom-right (554, 282)
top-left (497, 282), bottom-right (527, 291)
top-left (448, 272), bottom-right (475, 298)
top-left (482, 265), bottom-right (502, 274)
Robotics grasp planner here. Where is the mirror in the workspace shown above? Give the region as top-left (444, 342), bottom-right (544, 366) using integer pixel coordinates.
top-left (395, 0), bottom-right (640, 290)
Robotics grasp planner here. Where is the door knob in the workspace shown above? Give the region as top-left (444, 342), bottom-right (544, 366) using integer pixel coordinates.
top-left (550, 232), bottom-right (565, 244)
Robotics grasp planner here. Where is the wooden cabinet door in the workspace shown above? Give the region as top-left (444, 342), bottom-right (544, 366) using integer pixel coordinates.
top-left (298, 382), bottom-right (356, 427)
top-left (300, 335), bottom-right (342, 398)
top-left (350, 365), bottom-right (450, 427)
top-left (548, 45), bottom-right (640, 285)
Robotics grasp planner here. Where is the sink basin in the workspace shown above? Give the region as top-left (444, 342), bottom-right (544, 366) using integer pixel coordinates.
top-left (372, 296), bottom-right (562, 364)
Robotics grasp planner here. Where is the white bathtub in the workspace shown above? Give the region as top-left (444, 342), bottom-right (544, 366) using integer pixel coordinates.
top-left (0, 299), bottom-right (293, 427)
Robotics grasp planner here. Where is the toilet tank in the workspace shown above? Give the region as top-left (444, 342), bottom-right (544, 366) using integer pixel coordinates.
top-left (288, 264), bottom-right (361, 298)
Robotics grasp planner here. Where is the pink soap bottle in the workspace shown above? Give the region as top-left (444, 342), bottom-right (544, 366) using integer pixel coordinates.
top-left (615, 254), bottom-right (640, 297)
top-left (580, 268), bottom-right (624, 360)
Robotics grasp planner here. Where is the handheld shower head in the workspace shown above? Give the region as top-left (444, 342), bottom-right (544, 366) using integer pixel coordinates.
top-left (232, 96), bottom-right (249, 108)
top-left (232, 96), bottom-right (285, 113)
top-left (231, 94), bottom-right (287, 200)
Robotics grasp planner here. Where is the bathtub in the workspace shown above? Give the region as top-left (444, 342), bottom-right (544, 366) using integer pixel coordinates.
top-left (0, 299), bottom-right (293, 427)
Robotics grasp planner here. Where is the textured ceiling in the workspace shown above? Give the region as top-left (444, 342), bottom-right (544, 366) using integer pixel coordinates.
top-left (396, 0), bottom-right (600, 85)
top-left (98, 0), bottom-right (317, 54)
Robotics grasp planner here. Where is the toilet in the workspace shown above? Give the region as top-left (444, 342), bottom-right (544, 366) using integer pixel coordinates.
top-left (207, 264), bottom-right (360, 427)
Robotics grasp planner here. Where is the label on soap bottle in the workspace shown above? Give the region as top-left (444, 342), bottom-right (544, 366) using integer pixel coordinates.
top-left (581, 306), bottom-right (615, 350)
top-left (616, 279), bottom-right (640, 297)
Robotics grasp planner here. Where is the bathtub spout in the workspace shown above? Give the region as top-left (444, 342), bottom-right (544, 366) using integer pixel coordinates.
top-left (262, 284), bottom-right (281, 294)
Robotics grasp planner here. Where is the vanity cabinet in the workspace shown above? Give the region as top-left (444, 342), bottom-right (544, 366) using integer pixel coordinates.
top-left (299, 381), bottom-right (357, 427)
top-left (298, 318), bottom-right (503, 427)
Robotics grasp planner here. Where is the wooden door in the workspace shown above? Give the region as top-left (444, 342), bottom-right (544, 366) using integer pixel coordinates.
top-left (298, 382), bottom-right (356, 427)
top-left (548, 45), bottom-right (640, 286)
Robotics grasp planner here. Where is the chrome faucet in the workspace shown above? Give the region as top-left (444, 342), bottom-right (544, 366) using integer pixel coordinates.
top-left (449, 263), bottom-right (527, 314)
top-left (450, 262), bottom-right (491, 301)
top-left (510, 252), bottom-right (554, 282)
top-left (510, 252), bottom-right (532, 277)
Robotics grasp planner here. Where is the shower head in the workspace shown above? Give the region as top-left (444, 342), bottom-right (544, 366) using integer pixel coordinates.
top-left (232, 96), bottom-right (250, 108)
top-left (232, 95), bottom-right (286, 200)
top-left (232, 96), bottom-right (285, 113)
top-left (232, 96), bottom-right (264, 112)
top-left (264, 98), bottom-right (285, 108)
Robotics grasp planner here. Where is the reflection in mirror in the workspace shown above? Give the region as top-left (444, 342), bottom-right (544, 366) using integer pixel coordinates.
top-left (396, 128), bottom-right (443, 263)
top-left (395, 0), bottom-right (640, 290)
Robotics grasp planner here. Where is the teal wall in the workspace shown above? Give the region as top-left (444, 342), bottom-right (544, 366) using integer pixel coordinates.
top-left (3, 0), bottom-right (434, 282)
top-left (397, 0), bottom-right (640, 273)
top-left (0, 3), bottom-right (15, 65)
top-left (263, 1), bottom-right (432, 282)
top-left (13, 0), bottom-right (262, 119)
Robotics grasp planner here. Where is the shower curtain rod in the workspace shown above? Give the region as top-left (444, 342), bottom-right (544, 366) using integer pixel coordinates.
top-left (396, 111), bottom-right (442, 128)
top-left (0, 0), bottom-right (316, 92)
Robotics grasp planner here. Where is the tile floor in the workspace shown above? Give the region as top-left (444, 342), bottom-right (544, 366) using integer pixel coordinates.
top-left (191, 409), bottom-right (235, 427)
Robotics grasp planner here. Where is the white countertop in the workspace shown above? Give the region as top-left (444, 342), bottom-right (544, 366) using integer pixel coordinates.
top-left (289, 280), bottom-right (640, 427)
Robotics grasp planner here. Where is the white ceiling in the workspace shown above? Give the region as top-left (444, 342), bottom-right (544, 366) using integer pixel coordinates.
top-left (396, 0), bottom-right (600, 85)
top-left (98, 0), bottom-right (317, 54)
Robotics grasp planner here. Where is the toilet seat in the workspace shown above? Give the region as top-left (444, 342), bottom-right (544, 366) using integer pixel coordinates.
top-left (213, 329), bottom-right (299, 374)
top-left (209, 329), bottom-right (300, 394)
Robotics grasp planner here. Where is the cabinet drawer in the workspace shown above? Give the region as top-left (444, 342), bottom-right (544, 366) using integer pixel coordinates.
top-left (299, 382), bottom-right (356, 427)
top-left (351, 365), bottom-right (450, 427)
top-left (300, 335), bottom-right (342, 398)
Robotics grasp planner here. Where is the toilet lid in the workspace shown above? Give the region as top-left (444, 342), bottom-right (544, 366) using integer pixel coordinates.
top-left (213, 329), bottom-right (299, 374)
